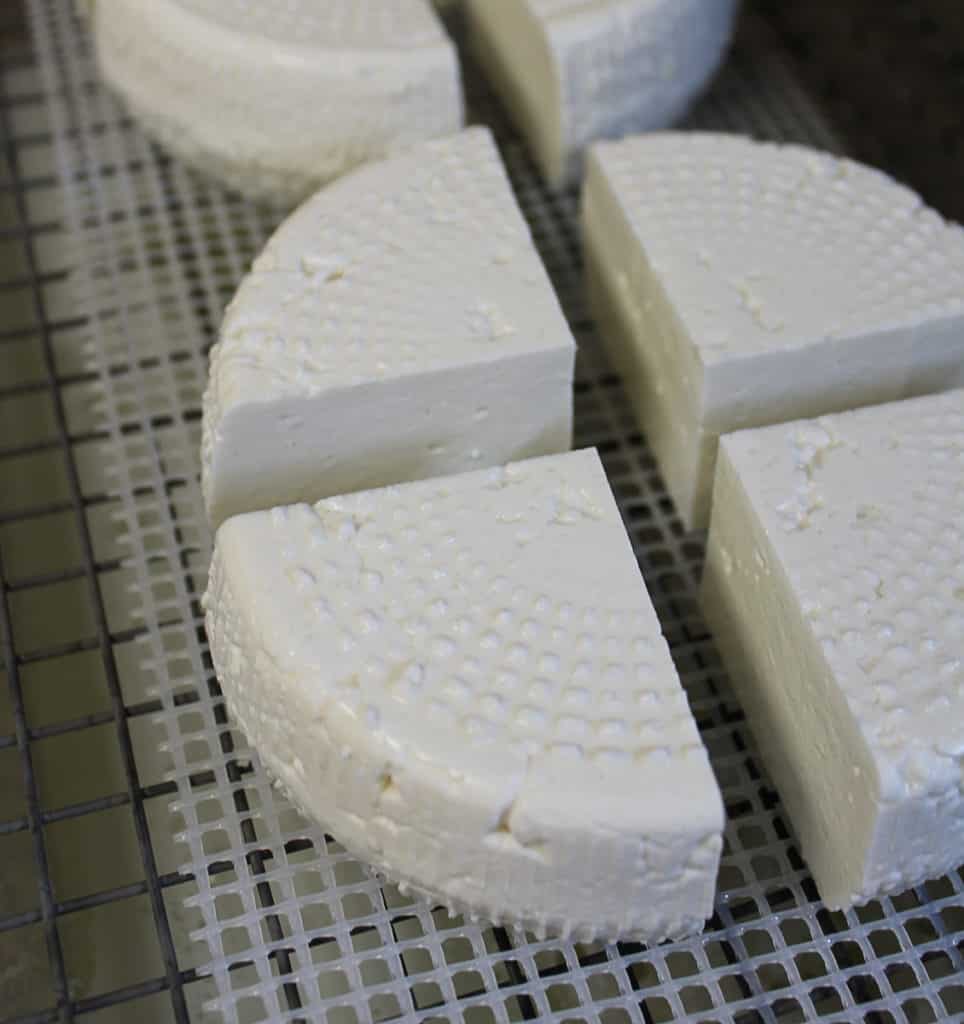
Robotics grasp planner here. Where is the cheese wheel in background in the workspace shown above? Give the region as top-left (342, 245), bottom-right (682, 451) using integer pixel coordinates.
top-left (91, 0), bottom-right (464, 204)
top-left (201, 127), bottom-right (575, 529)
top-left (583, 132), bottom-right (964, 530)
top-left (703, 391), bottom-right (964, 908)
top-left (205, 448), bottom-right (725, 942)
top-left (466, 0), bottom-right (739, 187)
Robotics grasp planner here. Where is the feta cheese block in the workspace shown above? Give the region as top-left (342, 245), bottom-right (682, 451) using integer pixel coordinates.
top-left (466, 0), bottom-right (739, 186)
top-left (201, 127), bottom-right (575, 529)
top-left (702, 391), bottom-right (964, 909)
top-left (584, 133), bottom-right (964, 529)
top-left (91, 0), bottom-right (464, 204)
top-left (205, 448), bottom-right (725, 941)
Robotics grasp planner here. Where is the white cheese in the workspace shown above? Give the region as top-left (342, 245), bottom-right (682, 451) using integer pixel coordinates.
top-left (584, 132), bottom-right (964, 528)
top-left (204, 448), bottom-right (724, 941)
top-left (92, 0), bottom-right (464, 203)
top-left (466, 0), bottom-right (738, 186)
top-left (702, 391), bottom-right (964, 909)
top-left (201, 127), bottom-right (575, 529)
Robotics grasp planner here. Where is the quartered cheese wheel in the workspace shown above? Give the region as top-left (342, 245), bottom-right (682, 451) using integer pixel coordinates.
top-left (467, 0), bottom-right (740, 186)
top-left (703, 390), bottom-right (964, 908)
top-left (91, 0), bottom-right (464, 203)
top-left (583, 132), bottom-right (964, 528)
top-left (201, 127), bottom-right (575, 529)
top-left (204, 448), bottom-right (724, 942)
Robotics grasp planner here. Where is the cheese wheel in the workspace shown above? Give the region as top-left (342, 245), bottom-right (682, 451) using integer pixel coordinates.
top-left (703, 391), bottom-right (964, 908)
top-left (584, 132), bottom-right (964, 528)
top-left (201, 127), bottom-right (575, 528)
top-left (92, 0), bottom-right (464, 203)
top-left (467, 0), bottom-right (739, 185)
top-left (205, 449), bottom-right (724, 941)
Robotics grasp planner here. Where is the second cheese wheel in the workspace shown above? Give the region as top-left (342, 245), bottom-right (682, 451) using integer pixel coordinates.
top-left (92, 0), bottom-right (465, 203)
top-left (467, 0), bottom-right (739, 186)
top-left (205, 448), bottom-right (725, 942)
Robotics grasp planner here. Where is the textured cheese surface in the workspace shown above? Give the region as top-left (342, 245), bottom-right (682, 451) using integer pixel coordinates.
top-left (93, 0), bottom-right (463, 203)
top-left (703, 391), bottom-right (964, 907)
top-left (172, 0), bottom-right (446, 48)
top-left (467, 0), bottom-right (738, 185)
top-left (590, 133), bottom-right (964, 360)
top-left (205, 449), bottom-right (724, 941)
top-left (207, 127), bottom-right (570, 403)
top-left (585, 132), bottom-right (964, 527)
top-left (201, 127), bottom-right (575, 527)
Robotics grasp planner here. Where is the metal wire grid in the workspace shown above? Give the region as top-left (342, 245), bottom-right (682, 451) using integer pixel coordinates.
top-left (0, 1), bottom-right (958, 1021)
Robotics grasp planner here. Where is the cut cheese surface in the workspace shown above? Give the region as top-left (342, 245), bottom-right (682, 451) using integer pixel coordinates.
top-left (467, 0), bottom-right (738, 185)
top-left (205, 449), bottom-right (725, 942)
top-left (584, 132), bottom-right (964, 527)
top-left (702, 391), bottom-right (964, 909)
top-left (92, 0), bottom-right (464, 203)
top-left (201, 127), bottom-right (575, 528)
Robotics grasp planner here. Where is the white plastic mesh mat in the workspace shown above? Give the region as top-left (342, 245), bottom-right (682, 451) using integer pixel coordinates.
top-left (23, 1), bottom-right (964, 1022)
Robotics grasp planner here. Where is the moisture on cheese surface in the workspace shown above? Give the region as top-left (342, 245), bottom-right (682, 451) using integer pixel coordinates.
top-left (201, 127), bottom-right (575, 529)
top-left (702, 391), bottom-right (964, 909)
top-left (92, 0), bottom-right (464, 203)
top-left (205, 449), bottom-right (725, 941)
top-left (584, 132), bottom-right (964, 529)
top-left (466, 0), bottom-right (738, 186)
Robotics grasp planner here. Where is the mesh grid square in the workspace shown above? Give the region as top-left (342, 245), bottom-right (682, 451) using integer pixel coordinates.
top-left (24, 1), bottom-right (964, 1022)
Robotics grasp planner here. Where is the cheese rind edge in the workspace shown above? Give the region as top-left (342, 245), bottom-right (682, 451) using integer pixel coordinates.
top-left (205, 449), bottom-right (724, 940)
top-left (93, 0), bottom-right (464, 203)
top-left (702, 393), bottom-right (964, 907)
top-left (201, 126), bottom-right (575, 528)
top-left (584, 132), bottom-right (964, 529)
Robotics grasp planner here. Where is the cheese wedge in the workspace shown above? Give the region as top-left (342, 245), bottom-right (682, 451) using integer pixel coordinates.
top-left (205, 448), bottom-right (725, 941)
top-left (703, 391), bottom-right (964, 908)
top-left (466, 0), bottom-right (738, 186)
top-left (92, 0), bottom-right (464, 203)
top-left (201, 127), bottom-right (575, 529)
top-left (584, 133), bottom-right (964, 528)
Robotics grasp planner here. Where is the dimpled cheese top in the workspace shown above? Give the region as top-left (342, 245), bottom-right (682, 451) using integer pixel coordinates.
top-left (92, 0), bottom-right (463, 203)
top-left (584, 133), bottom-right (964, 527)
top-left (591, 133), bottom-right (964, 361)
top-left (206, 128), bottom-right (569, 403)
top-left (205, 449), bottom-right (725, 941)
top-left (703, 390), bottom-right (964, 908)
top-left (467, 0), bottom-right (738, 185)
top-left (201, 127), bottom-right (575, 527)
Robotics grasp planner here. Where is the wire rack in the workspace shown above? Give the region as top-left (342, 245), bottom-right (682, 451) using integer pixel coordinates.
top-left (0, 1), bottom-right (961, 1022)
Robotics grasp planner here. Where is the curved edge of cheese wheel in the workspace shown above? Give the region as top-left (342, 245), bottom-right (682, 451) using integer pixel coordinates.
top-left (583, 131), bottom-right (964, 529)
top-left (467, 0), bottom-right (739, 187)
top-left (702, 401), bottom-right (964, 907)
top-left (200, 126), bottom-right (576, 529)
top-left (92, 0), bottom-right (464, 203)
top-left (203, 452), bottom-right (724, 943)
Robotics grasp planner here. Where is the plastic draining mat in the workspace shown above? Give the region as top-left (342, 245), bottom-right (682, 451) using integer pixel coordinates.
top-left (22, 1), bottom-right (964, 1022)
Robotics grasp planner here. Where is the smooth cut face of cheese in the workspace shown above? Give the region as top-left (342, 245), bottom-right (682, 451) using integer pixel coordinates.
top-left (201, 127), bottom-right (575, 529)
top-left (702, 391), bottom-right (964, 909)
top-left (92, 0), bottom-right (464, 203)
top-left (466, 0), bottom-right (739, 186)
top-left (205, 448), bottom-right (725, 942)
top-left (584, 132), bottom-right (964, 529)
